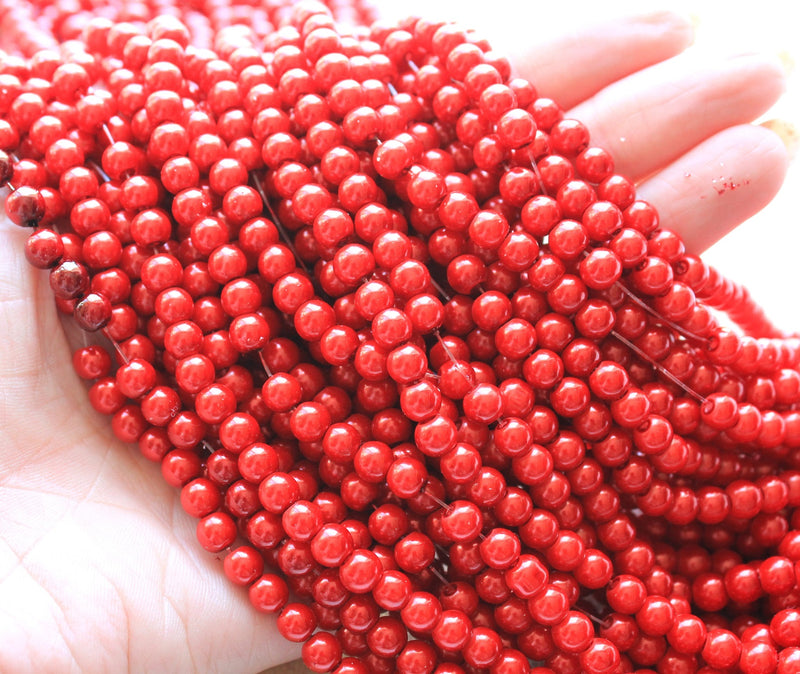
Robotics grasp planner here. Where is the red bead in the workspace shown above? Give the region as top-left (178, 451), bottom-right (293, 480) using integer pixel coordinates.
top-left (340, 549), bottom-right (382, 593)
top-left (504, 554), bottom-right (549, 599)
top-left (580, 638), bottom-right (620, 674)
top-left (6, 185), bottom-right (45, 227)
top-left (278, 602), bottom-right (317, 642)
top-left (303, 631), bottom-right (342, 673)
top-left (636, 596), bottom-right (674, 637)
top-left (552, 611), bottom-right (594, 653)
top-left (224, 546), bottom-right (264, 586)
top-left (739, 640), bottom-right (778, 674)
top-left (259, 472), bottom-right (300, 514)
top-left (373, 569), bottom-right (413, 612)
top-left (367, 616), bottom-right (408, 658)
top-left (480, 528), bottom-right (521, 570)
top-left (463, 627), bottom-right (503, 668)
top-left (196, 511), bottom-right (237, 552)
top-left (395, 532), bottom-right (435, 574)
top-left (400, 591), bottom-right (442, 633)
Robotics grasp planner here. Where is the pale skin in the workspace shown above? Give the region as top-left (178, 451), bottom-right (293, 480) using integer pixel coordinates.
top-left (0, 9), bottom-right (789, 674)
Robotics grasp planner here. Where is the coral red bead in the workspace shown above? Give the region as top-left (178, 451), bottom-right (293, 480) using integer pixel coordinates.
top-left (739, 640), bottom-right (778, 674)
top-left (283, 500), bottom-right (324, 542)
top-left (395, 532), bottom-right (435, 574)
top-left (387, 457), bottom-right (427, 499)
top-left (759, 556), bottom-right (795, 595)
top-left (479, 528), bottom-right (521, 569)
top-left (196, 511), bottom-right (237, 553)
top-left (291, 402), bottom-right (333, 443)
top-left (771, 609), bottom-right (800, 647)
top-left (366, 616), bottom-right (408, 658)
top-left (433, 612), bottom-right (475, 659)
top-left (278, 603), bottom-right (317, 642)
top-left (441, 500), bottom-right (483, 543)
top-left (259, 472), bottom-right (300, 514)
top-left (396, 641), bottom-right (437, 674)
top-left (668, 615), bottom-right (707, 655)
top-left (607, 574), bottom-right (646, 614)
top-left (552, 611), bottom-right (594, 653)
top-left (527, 584), bottom-right (569, 626)
top-left (505, 554), bottom-right (549, 599)
top-left (303, 631), bottom-right (342, 673)
top-left (463, 627), bottom-right (503, 668)
top-left (701, 629), bottom-right (741, 669)
top-left (224, 546), bottom-right (264, 586)
top-left (636, 596), bottom-right (674, 636)
top-left (372, 569), bottom-right (412, 612)
top-left (400, 591), bottom-right (442, 633)
top-left (340, 549), bottom-right (382, 593)
top-left (195, 383), bottom-right (237, 424)
top-left (6, 185), bottom-right (45, 227)
top-left (580, 639), bottom-right (620, 674)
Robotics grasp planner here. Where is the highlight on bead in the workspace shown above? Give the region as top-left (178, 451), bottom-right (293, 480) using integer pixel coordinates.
top-left (3, 0), bottom-right (800, 673)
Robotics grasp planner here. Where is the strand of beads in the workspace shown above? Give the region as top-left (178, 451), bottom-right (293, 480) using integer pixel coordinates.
top-left (4, 1), bottom-right (800, 673)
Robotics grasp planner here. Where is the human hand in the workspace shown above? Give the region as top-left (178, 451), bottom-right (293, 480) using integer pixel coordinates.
top-left (0, 239), bottom-right (300, 670)
top-left (459, 6), bottom-right (789, 254)
top-left (0, 8), bottom-right (789, 674)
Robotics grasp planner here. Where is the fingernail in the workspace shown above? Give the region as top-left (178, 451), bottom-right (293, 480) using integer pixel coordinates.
top-left (777, 50), bottom-right (795, 77)
top-left (761, 119), bottom-right (798, 161)
top-left (639, 10), bottom-right (695, 48)
top-left (688, 12), bottom-right (701, 34)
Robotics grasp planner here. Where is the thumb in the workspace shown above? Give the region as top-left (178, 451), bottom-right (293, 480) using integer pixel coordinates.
top-left (0, 216), bottom-right (81, 427)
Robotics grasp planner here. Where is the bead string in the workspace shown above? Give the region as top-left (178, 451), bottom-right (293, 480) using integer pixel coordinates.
top-left (610, 330), bottom-right (708, 406)
top-left (252, 169), bottom-right (312, 274)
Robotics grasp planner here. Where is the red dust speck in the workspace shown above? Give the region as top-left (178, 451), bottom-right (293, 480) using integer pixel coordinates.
top-left (712, 176), bottom-right (750, 195)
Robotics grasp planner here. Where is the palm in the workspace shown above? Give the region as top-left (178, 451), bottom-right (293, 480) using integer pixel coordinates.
top-left (0, 7), bottom-right (790, 674)
top-left (0, 225), bottom-right (299, 672)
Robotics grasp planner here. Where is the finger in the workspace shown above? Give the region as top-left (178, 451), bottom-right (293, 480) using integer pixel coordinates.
top-left (503, 10), bottom-right (695, 109)
top-left (637, 124), bottom-right (789, 253)
top-left (0, 223), bottom-right (67, 382)
top-left (568, 51), bottom-right (786, 180)
top-left (0, 220), bottom-right (84, 447)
